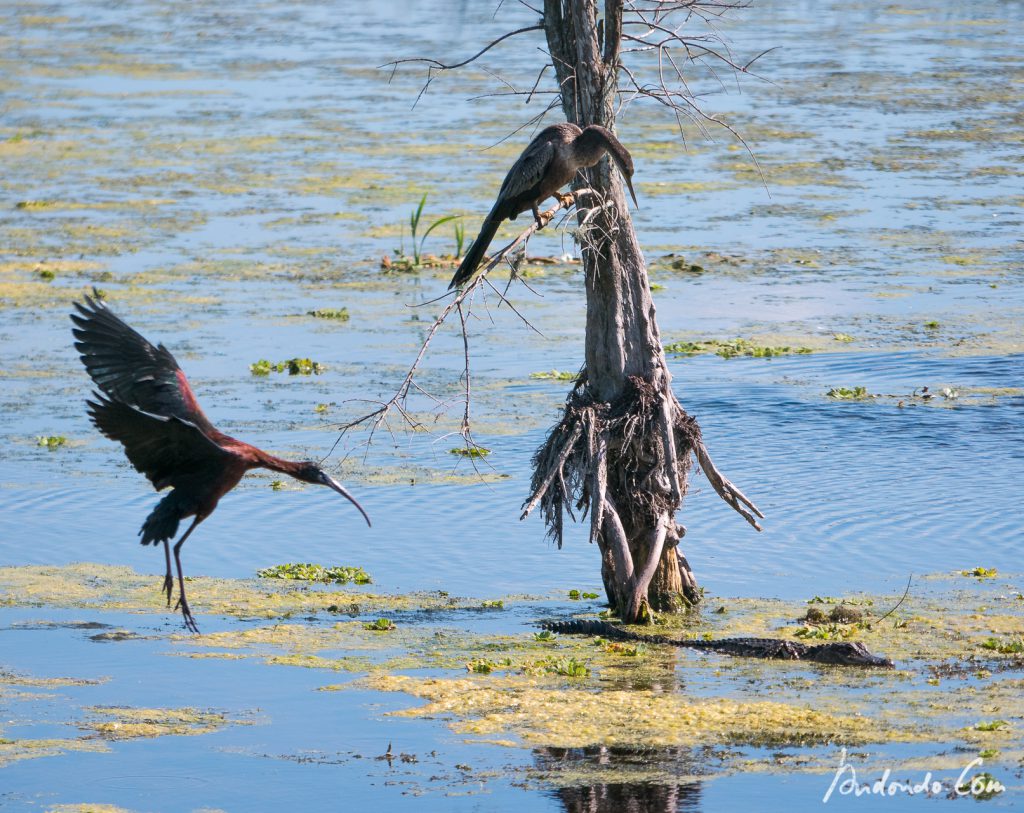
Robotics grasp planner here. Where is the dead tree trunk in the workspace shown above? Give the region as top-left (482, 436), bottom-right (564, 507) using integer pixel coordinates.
top-left (523, 0), bottom-right (763, 622)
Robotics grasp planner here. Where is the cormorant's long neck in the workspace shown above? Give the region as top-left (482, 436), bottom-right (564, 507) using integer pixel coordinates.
top-left (574, 125), bottom-right (638, 207)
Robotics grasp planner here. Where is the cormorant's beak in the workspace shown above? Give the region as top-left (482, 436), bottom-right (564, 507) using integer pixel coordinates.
top-left (319, 471), bottom-right (372, 527)
top-left (607, 151), bottom-right (639, 210)
top-left (623, 172), bottom-right (639, 210)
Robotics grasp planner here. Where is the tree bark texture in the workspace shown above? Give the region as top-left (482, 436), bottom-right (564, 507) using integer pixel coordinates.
top-left (541, 0), bottom-right (698, 618)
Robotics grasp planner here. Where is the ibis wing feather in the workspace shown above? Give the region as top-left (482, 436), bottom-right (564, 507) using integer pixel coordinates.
top-left (86, 393), bottom-right (232, 492)
top-left (71, 295), bottom-right (213, 431)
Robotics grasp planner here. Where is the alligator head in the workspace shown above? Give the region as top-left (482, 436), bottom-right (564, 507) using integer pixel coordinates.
top-left (806, 641), bottom-right (895, 668)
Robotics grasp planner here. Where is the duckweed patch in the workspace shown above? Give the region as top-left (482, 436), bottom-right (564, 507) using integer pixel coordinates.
top-left (450, 446), bottom-right (490, 458)
top-left (6, 566), bottom-right (1024, 778)
top-left (827, 386), bottom-right (871, 399)
top-left (250, 358), bottom-right (325, 376)
top-left (530, 370), bottom-right (577, 382)
top-left (364, 674), bottom-right (910, 749)
top-left (962, 567), bottom-right (998, 579)
top-left (256, 563), bottom-right (372, 585)
top-left (664, 338), bottom-right (813, 359)
top-left (0, 736), bottom-right (110, 768)
top-left (307, 308), bottom-right (350, 321)
top-left (0, 563), bottom-right (476, 619)
top-left (84, 706), bottom-right (234, 740)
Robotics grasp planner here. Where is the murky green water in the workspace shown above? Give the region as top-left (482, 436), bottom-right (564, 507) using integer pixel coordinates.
top-left (1, 0), bottom-right (1022, 810)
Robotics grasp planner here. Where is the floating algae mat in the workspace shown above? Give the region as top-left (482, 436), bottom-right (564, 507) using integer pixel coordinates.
top-left (1, 563), bottom-right (1023, 790)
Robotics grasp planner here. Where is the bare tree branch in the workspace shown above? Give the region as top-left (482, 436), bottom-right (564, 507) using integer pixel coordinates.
top-left (335, 194), bottom-right (579, 453)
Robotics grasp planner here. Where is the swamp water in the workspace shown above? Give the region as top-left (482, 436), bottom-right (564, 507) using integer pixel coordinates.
top-left (1, 0), bottom-right (1022, 810)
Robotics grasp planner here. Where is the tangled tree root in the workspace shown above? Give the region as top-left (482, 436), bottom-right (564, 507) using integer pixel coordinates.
top-left (523, 374), bottom-right (762, 622)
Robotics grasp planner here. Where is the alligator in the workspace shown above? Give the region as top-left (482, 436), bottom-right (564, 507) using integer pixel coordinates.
top-left (541, 619), bottom-right (895, 668)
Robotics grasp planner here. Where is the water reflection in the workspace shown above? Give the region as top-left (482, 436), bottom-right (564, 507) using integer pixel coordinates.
top-left (537, 746), bottom-right (705, 813)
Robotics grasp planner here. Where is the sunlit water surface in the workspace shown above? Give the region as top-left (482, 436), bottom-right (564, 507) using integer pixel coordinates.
top-left (1, 0), bottom-right (1022, 810)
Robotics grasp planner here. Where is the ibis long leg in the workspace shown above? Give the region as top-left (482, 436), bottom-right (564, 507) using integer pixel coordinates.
top-left (170, 517), bottom-right (203, 634)
top-left (161, 540), bottom-right (173, 606)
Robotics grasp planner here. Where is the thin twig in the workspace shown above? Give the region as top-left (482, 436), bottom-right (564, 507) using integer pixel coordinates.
top-left (874, 575), bottom-right (913, 626)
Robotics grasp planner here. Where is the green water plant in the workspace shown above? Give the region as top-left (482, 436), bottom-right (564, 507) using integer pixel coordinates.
top-left (307, 308), bottom-right (349, 321)
top-left (453, 220), bottom-right (466, 259)
top-left (980, 638), bottom-right (1023, 654)
top-left (256, 563), bottom-right (371, 584)
top-left (410, 193), bottom-right (460, 266)
top-left (962, 567), bottom-right (998, 578)
top-left (36, 436), bottom-right (67, 450)
top-left (546, 658), bottom-right (589, 677)
top-left (826, 386), bottom-right (869, 399)
top-left (250, 358), bottom-right (325, 376)
top-left (664, 338), bottom-right (811, 359)
top-left (450, 446), bottom-right (490, 458)
top-left (364, 618), bottom-right (396, 632)
top-left (530, 370), bottom-right (577, 381)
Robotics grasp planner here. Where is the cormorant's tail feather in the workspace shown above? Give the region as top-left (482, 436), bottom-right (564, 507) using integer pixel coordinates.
top-left (448, 216), bottom-right (502, 289)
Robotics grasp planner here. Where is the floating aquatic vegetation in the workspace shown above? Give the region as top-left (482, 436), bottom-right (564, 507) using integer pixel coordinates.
top-left (36, 435), bottom-right (67, 449)
top-left (364, 618), bottom-right (396, 632)
top-left (530, 370), bottom-right (576, 381)
top-left (833, 332), bottom-right (855, 342)
top-left (794, 623), bottom-right (857, 641)
top-left (14, 200), bottom-right (57, 210)
top-left (0, 736), bottom-right (110, 768)
top-left (314, 403), bottom-right (330, 414)
top-left (567, 590), bottom-right (598, 600)
top-left (544, 657), bottom-right (589, 677)
top-left (256, 563), bottom-right (371, 585)
top-left (450, 446), bottom-right (490, 458)
top-left (980, 638), bottom-right (1024, 655)
top-left (826, 386), bottom-right (870, 399)
top-left (466, 657), bottom-right (512, 674)
top-left (307, 308), bottom-right (349, 321)
top-left (479, 599), bottom-right (504, 609)
top-left (962, 567), bottom-right (998, 579)
top-left (664, 338), bottom-right (812, 359)
top-left (270, 480), bottom-right (286, 490)
top-left (250, 358), bottom-right (325, 376)
top-left (85, 706), bottom-right (233, 740)
top-left (974, 720), bottom-right (1009, 732)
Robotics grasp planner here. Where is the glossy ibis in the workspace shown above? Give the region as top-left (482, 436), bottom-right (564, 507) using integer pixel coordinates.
top-left (71, 294), bottom-right (370, 632)
top-left (448, 123), bottom-right (638, 289)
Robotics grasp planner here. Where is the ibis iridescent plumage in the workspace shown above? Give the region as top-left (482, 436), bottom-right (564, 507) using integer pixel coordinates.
top-left (71, 294), bottom-right (370, 632)
top-left (448, 122), bottom-right (638, 289)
